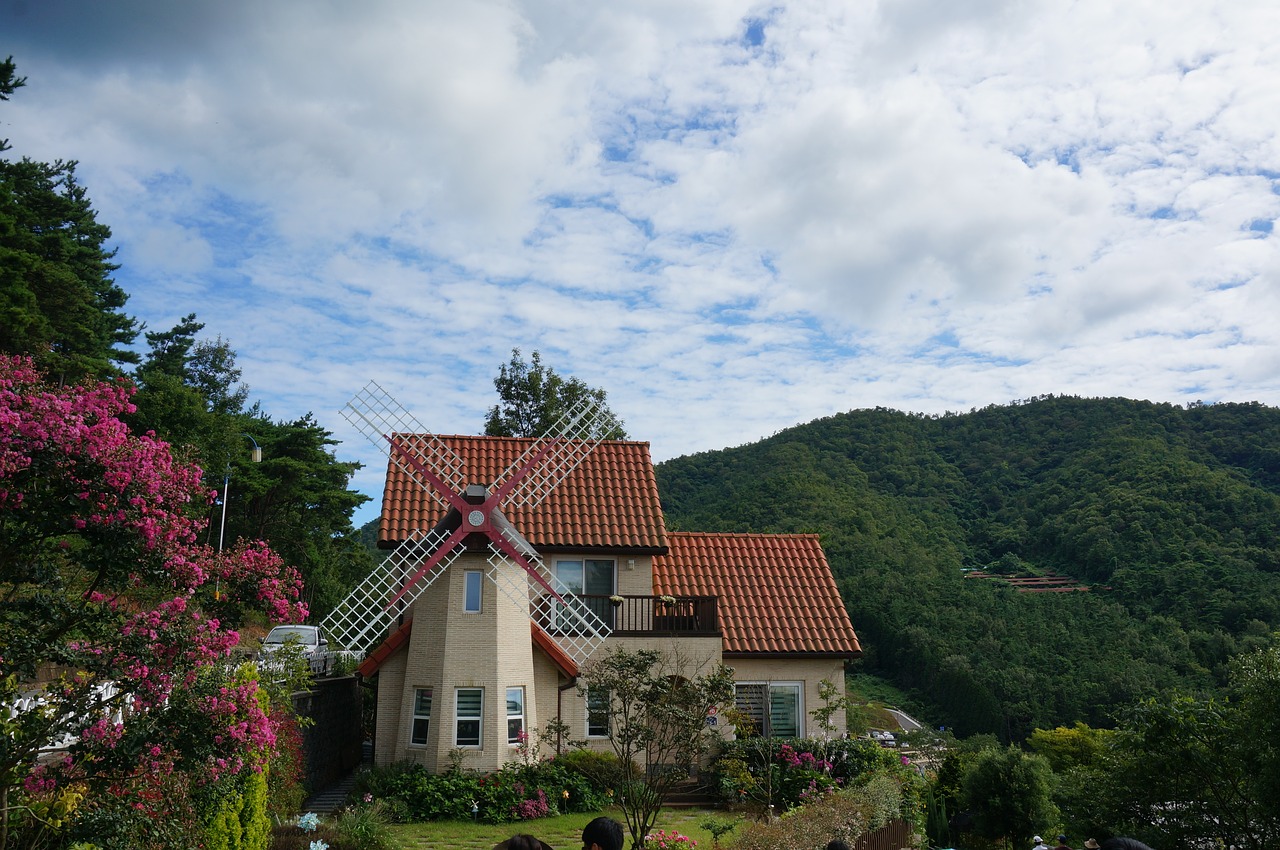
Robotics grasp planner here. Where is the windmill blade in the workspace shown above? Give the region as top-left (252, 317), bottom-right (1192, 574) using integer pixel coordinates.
top-left (341, 381), bottom-right (468, 508)
top-left (486, 529), bottom-right (610, 667)
top-left (495, 394), bottom-right (618, 510)
top-left (321, 526), bottom-right (465, 655)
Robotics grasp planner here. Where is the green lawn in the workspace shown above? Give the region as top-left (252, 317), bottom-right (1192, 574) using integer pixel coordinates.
top-left (386, 806), bottom-right (743, 850)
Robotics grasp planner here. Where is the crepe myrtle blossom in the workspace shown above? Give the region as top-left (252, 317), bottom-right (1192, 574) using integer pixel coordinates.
top-left (0, 356), bottom-right (308, 827)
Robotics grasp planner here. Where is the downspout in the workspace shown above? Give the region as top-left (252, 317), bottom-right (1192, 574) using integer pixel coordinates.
top-left (557, 674), bottom-right (578, 756)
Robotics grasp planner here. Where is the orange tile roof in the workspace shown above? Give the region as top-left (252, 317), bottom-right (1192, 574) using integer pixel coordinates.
top-left (653, 532), bottom-right (861, 658)
top-left (356, 616), bottom-right (413, 679)
top-left (380, 437), bottom-right (667, 551)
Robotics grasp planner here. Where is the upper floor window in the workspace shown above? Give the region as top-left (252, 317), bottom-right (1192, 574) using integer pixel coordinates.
top-left (554, 559), bottom-right (615, 596)
top-left (464, 570), bottom-right (483, 613)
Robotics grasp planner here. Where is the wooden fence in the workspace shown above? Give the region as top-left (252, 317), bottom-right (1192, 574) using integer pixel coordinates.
top-left (852, 818), bottom-right (914, 850)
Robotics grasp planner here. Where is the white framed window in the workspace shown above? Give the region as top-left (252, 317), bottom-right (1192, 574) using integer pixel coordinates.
top-left (464, 570), bottom-right (483, 613)
top-left (554, 559), bottom-right (616, 596)
top-left (411, 688), bottom-right (432, 745)
top-left (507, 687), bottom-right (525, 744)
top-left (455, 687), bottom-right (483, 748)
top-left (734, 682), bottom-right (803, 738)
top-left (586, 687), bottom-right (610, 738)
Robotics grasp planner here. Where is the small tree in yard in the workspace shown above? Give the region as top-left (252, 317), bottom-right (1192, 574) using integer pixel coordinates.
top-left (961, 744), bottom-right (1056, 849)
top-left (577, 646), bottom-right (735, 850)
top-left (0, 356), bottom-right (307, 849)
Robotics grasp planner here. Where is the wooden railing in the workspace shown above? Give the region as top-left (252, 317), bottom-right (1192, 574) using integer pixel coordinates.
top-left (852, 818), bottom-right (914, 850)
top-left (541, 595), bottom-right (720, 636)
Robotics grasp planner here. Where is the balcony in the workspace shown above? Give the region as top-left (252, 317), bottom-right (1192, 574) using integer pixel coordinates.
top-left (537, 594), bottom-right (720, 637)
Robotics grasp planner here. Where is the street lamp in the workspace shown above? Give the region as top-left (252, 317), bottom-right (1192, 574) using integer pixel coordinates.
top-left (218, 433), bottom-right (262, 553)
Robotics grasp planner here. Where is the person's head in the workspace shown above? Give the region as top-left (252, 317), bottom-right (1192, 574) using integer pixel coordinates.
top-left (582, 816), bottom-right (624, 850)
top-left (1034, 837), bottom-right (1044, 846)
top-left (1084, 841), bottom-right (1100, 850)
top-left (826, 841), bottom-right (852, 850)
top-left (494, 836), bottom-right (552, 850)
top-left (1057, 837), bottom-right (1068, 845)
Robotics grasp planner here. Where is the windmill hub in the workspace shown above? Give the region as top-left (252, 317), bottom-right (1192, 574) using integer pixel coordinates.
top-left (462, 484), bottom-right (489, 530)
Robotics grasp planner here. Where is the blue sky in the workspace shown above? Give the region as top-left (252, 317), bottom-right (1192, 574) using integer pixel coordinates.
top-left (4, 0), bottom-right (1279, 525)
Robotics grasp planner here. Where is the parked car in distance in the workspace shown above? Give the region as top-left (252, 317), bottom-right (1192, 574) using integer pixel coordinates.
top-left (258, 625), bottom-right (334, 676)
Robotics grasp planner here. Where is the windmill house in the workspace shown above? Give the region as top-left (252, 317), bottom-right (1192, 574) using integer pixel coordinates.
top-left (329, 386), bottom-right (861, 773)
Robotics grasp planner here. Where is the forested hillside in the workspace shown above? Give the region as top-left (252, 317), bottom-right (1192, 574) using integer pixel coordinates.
top-left (656, 396), bottom-right (1280, 741)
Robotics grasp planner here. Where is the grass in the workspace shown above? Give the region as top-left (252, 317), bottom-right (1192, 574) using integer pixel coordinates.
top-left (385, 806), bottom-right (745, 850)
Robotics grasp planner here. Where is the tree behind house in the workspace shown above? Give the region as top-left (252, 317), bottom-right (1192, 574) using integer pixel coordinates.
top-left (485, 348), bottom-right (627, 439)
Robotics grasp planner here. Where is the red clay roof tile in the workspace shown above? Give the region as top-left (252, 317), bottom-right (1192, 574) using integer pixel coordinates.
top-left (653, 532), bottom-right (861, 658)
top-left (379, 436), bottom-right (667, 551)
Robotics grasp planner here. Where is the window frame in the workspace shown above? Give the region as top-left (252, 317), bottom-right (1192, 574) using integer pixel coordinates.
top-left (410, 687), bottom-right (432, 746)
top-left (734, 681), bottom-right (804, 738)
top-left (586, 686), bottom-right (610, 739)
top-left (553, 558), bottom-right (617, 596)
top-left (455, 687), bottom-right (484, 748)
top-left (463, 570), bottom-right (483, 613)
top-left (506, 686), bottom-right (526, 745)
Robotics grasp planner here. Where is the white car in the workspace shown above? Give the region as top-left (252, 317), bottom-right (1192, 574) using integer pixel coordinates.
top-left (258, 625), bottom-right (334, 676)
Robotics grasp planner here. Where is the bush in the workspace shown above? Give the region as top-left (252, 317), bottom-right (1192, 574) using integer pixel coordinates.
top-left (733, 772), bottom-right (915, 850)
top-left (352, 755), bottom-right (614, 824)
top-left (709, 737), bottom-right (901, 810)
top-left (333, 800), bottom-right (395, 850)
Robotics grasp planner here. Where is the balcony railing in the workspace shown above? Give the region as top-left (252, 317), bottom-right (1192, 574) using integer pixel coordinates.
top-left (537, 594), bottom-right (720, 637)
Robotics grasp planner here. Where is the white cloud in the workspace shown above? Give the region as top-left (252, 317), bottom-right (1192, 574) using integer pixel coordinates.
top-left (5, 0), bottom-right (1280, 523)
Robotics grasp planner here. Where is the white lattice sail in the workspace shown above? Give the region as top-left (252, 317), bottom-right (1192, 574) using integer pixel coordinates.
top-left (342, 381), bottom-right (468, 508)
top-left (323, 527), bottom-right (463, 655)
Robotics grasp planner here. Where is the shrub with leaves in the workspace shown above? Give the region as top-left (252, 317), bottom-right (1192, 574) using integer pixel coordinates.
top-left (711, 737), bottom-right (901, 812)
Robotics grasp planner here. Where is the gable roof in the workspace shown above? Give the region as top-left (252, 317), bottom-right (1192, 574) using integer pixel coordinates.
top-left (379, 436), bottom-right (667, 552)
top-left (653, 532), bottom-right (861, 658)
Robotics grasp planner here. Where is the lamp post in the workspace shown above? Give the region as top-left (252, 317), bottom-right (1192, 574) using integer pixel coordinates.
top-left (218, 433), bottom-right (262, 552)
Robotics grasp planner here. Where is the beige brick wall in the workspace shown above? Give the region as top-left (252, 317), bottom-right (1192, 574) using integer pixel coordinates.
top-left (613, 555), bottom-right (654, 595)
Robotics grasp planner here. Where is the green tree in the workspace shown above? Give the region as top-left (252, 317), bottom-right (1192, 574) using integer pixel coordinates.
top-left (484, 348), bottom-right (627, 439)
top-left (0, 56), bottom-right (26, 151)
top-left (1026, 722), bottom-right (1113, 773)
top-left (0, 157), bottom-right (137, 380)
top-left (0, 61), bottom-right (136, 379)
top-left (219, 411), bottom-right (372, 619)
top-left (961, 745), bottom-right (1056, 848)
top-left (127, 316), bottom-right (372, 620)
top-left (1084, 639), bottom-right (1280, 849)
top-left (576, 646), bottom-right (735, 850)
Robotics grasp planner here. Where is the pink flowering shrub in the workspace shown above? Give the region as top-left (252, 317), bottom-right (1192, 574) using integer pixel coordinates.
top-left (0, 356), bottom-right (308, 845)
top-left (643, 829), bottom-right (698, 850)
top-left (511, 787), bottom-right (551, 820)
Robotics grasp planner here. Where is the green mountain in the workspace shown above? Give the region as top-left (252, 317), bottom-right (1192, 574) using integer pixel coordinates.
top-left (655, 396), bottom-right (1280, 741)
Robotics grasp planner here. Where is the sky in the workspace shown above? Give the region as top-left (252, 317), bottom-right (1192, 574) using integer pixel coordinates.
top-left (4, 0), bottom-right (1279, 525)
